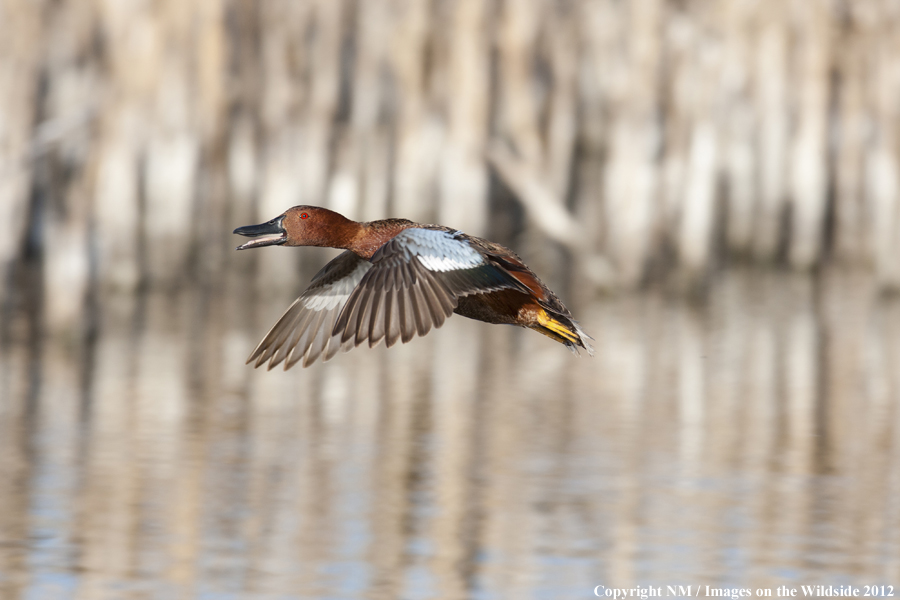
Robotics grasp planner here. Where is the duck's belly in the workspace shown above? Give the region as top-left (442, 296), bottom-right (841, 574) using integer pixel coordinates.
top-left (453, 291), bottom-right (533, 326)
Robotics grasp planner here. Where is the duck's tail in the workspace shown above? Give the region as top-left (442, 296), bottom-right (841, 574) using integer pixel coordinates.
top-left (531, 308), bottom-right (595, 357)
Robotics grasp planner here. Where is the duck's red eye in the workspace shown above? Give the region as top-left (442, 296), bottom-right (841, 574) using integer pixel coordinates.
top-left (300, 212), bottom-right (309, 220)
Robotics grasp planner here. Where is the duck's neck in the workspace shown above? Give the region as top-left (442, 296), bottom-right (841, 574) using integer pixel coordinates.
top-left (312, 212), bottom-right (368, 255)
top-left (345, 219), bottom-right (415, 259)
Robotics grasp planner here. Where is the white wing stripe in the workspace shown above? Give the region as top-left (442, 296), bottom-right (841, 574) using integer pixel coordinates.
top-left (417, 253), bottom-right (480, 272)
top-left (303, 260), bottom-right (370, 311)
top-left (395, 228), bottom-right (484, 272)
top-left (248, 252), bottom-right (372, 370)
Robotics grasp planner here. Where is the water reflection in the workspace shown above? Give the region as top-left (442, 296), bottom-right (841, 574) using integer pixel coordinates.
top-left (1, 269), bottom-right (899, 599)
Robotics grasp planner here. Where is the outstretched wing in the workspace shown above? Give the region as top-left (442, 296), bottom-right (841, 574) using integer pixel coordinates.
top-left (333, 228), bottom-right (531, 349)
top-left (249, 229), bottom-right (534, 370)
top-left (247, 250), bottom-right (371, 370)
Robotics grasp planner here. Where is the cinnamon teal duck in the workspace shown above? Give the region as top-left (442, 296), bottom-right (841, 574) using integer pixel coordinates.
top-left (234, 206), bottom-right (593, 369)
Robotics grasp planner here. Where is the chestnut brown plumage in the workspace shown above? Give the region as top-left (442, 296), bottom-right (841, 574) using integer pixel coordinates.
top-left (234, 206), bottom-right (593, 369)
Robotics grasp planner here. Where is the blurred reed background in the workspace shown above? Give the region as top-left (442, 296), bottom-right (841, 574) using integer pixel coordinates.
top-left (3, 1), bottom-right (900, 598)
top-left (2, 0), bottom-right (900, 334)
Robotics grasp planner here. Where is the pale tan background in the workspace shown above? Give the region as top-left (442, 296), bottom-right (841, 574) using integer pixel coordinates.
top-left (1, 1), bottom-right (900, 599)
top-left (3, 0), bottom-right (900, 330)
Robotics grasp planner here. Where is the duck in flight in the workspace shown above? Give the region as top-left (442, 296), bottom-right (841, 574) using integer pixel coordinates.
top-left (234, 206), bottom-right (593, 369)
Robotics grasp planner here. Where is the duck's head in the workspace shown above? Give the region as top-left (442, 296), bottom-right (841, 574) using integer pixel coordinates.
top-left (233, 206), bottom-right (356, 250)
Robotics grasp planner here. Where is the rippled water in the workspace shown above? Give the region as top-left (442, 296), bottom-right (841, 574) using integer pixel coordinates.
top-left (1, 269), bottom-right (899, 599)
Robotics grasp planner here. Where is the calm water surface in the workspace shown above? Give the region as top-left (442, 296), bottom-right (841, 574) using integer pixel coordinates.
top-left (1, 270), bottom-right (899, 599)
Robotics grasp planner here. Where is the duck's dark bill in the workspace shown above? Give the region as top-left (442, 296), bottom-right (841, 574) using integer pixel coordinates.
top-left (233, 218), bottom-right (287, 250)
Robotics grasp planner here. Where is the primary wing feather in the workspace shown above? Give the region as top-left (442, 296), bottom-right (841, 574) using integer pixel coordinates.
top-left (247, 250), bottom-right (371, 370)
top-left (333, 228), bottom-right (531, 349)
top-left (249, 228), bottom-right (537, 369)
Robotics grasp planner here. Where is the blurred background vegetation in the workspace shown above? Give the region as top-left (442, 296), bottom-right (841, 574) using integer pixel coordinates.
top-left (3, 2), bottom-right (900, 597)
top-left (2, 0), bottom-right (900, 336)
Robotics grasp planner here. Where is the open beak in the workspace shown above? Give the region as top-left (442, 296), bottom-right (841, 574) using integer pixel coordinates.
top-left (233, 216), bottom-right (287, 250)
